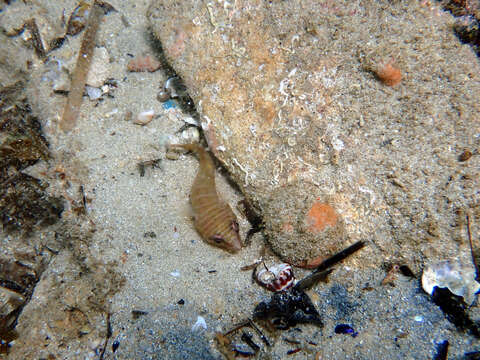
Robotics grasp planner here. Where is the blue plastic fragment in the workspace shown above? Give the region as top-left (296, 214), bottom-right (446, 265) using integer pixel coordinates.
top-left (334, 324), bottom-right (358, 337)
top-left (162, 99), bottom-right (177, 109)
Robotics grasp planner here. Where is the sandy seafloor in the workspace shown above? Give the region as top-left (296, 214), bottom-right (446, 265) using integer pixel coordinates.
top-left (2, 0), bottom-right (480, 359)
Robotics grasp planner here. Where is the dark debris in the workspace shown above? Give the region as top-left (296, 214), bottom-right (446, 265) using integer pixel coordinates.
top-left (334, 324), bottom-right (358, 337)
top-left (433, 340), bottom-right (449, 360)
top-left (253, 241), bottom-right (365, 330)
top-left (131, 310), bottom-right (148, 320)
top-left (0, 95), bottom-right (63, 233)
top-left (253, 287), bottom-right (323, 330)
top-left (137, 159), bottom-right (162, 177)
top-left (431, 286), bottom-right (480, 338)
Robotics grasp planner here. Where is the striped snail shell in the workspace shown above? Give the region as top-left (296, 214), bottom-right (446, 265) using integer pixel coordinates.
top-left (254, 263), bottom-right (296, 292)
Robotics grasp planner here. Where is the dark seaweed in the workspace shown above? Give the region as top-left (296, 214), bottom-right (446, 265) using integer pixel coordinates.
top-left (0, 97), bottom-right (63, 233)
top-left (253, 288), bottom-right (323, 330)
top-left (431, 287), bottom-right (480, 338)
top-left (433, 340), bottom-right (449, 360)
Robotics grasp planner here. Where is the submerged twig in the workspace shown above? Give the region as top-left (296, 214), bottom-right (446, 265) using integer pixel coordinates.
top-left (466, 211), bottom-right (479, 281)
top-left (313, 240), bottom-right (365, 274)
top-left (24, 19), bottom-right (46, 58)
top-left (241, 331), bottom-right (260, 352)
top-left (294, 241), bottom-right (365, 291)
top-left (224, 318), bottom-right (271, 347)
top-left (60, 0), bottom-right (104, 132)
top-left (99, 312), bottom-right (112, 360)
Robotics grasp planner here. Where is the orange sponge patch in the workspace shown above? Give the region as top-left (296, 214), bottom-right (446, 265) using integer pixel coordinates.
top-left (305, 202), bottom-right (338, 233)
top-left (376, 62), bottom-right (402, 86)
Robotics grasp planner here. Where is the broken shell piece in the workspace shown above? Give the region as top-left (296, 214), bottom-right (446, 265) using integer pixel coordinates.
top-left (181, 126), bottom-right (200, 143)
top-left (164, 76), bottom-right (187, 98)
top-left (192, 316), bottom-right (207, 331)
top-left (422, 260), bottom-right (480, 305)
top-left (255, 263), bottom-right (295, 292)
top-left (0, 286), bottom-right (25, 331)
top-left (134, 110), bottom-right (155, 125)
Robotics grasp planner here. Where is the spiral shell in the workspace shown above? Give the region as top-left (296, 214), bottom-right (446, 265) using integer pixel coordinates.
top-left (255, 263), bottom-right (295, 292)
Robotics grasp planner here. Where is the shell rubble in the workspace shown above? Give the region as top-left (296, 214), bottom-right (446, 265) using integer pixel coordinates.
top-left (421, 260), bottom-right (480, 305)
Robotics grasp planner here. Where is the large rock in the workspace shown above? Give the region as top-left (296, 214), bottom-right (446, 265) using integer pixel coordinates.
top-left (148, 0), bottom-right (480, 267)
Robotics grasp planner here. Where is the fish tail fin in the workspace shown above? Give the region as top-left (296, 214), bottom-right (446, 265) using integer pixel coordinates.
top-left (168, 143), bottom-right (210, 162)
top-left (168, 143), bottom-right (202, 153)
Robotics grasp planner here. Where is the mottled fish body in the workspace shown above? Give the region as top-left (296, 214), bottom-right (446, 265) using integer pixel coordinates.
top-left (169, 143), bottom-right (242, 252)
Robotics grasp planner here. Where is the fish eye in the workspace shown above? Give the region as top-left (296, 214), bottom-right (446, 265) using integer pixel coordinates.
top-left (231, 221), bottom-right (239, 232)
top-left (210, 234), bottom-right (225, 243)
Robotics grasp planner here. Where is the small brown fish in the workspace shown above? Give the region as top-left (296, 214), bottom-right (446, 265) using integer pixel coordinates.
top-left (169, 143), bottom-right (242, 252)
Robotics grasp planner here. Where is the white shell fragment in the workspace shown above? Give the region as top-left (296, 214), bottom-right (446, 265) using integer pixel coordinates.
top-left (422, 260), bottom-right (480, 305)
top-left (183, 116), bottom-right (198, 126)
top-left (170, 270), bottom-right (180, 277)
top-left (192, 316), bottom-right (207, 331)
top-left (181, 126), bottom-right (200, 143)
top-left (0, 286), bottom-right (25, 317)
top-left (86, 86), bottom-right (102, 100)
top-left (134, 110), bottom-right (155, 125)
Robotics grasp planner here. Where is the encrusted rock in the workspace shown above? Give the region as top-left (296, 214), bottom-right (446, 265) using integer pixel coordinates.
top-left (148, 0), bottom-right (480, 266)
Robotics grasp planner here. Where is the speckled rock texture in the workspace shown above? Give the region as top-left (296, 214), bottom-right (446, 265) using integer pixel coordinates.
top-left (148, 0), bottom-right (480, 267)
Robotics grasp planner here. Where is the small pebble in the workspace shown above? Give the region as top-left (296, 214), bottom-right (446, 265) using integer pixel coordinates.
top-left (181, 126), bottom-right (200, 143)
top-left (458, 149), bottom-right (472, 162)
top-left (332, 137), bottom-right (344, 151)
top-left (124, 110), bottom-right (133, 122)
top-left (414, 315), bottom-right (424, 322)
top-left (105, 108), bottom-right (119, 117)
top-left (134, 110), bottom-right (155, 125)
top-left (86, 86), bottom-right (102, 100)
top-left (127, 54), bottom-right (161, 72)
top-left (157, 89), bottom-right (171, 102)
